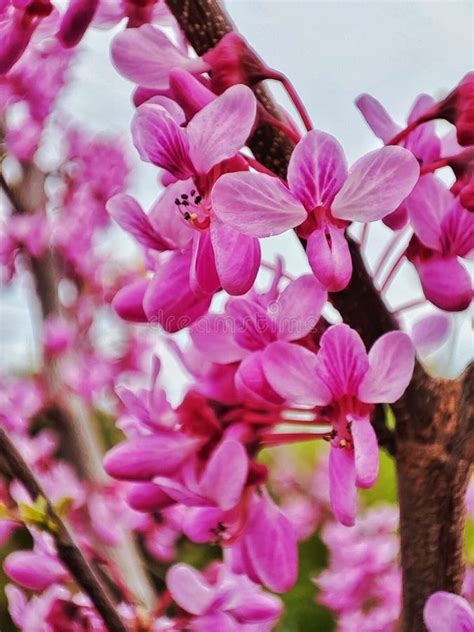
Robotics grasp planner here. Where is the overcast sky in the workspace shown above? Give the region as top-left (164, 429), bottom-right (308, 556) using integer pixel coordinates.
top-left (2, 1), bottom-right (473, 381)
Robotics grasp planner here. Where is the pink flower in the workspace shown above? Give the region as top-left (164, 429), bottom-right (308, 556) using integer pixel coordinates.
top-left (212, 130), bottom-right (419, 290)
top-left (191, 273), bottom-right (326, 404)
top-left (405, 175), bottom-right (473, 311)
top-left (262, 324), bottom-right (415, 525)
top-left (131, 85), bottom-right (260, 295)
top-left (424, 591), bottom-right (474, 632)
top-left (57, 0), bottom-right (98, 47)
top-left (167, 561), bottom-right (283, 630)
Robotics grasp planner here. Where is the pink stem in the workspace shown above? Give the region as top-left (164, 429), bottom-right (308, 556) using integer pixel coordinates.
top-left (373, 228), bottom-right (410, 281)
top-left (257, 103), bottom-right (301, 144)
top-left (243, 154), bottom-right (282, 178)
top-left (261, 431), bottom-right (332, 446)
top-left (267, 70), bottom-right (314, 132)
top-left (393, 297), bottom-right (427, 317)
top-left (379, 252), bottom-right (406, 293)
top-left (360, 223), bottom-right (369, 250)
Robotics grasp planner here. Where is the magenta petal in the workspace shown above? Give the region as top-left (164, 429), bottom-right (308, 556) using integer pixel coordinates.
top-left (0, 15), bottom-right (36, 74)
top-left (262, 341), bottom-right (331, 405)
top-left (167, 564), bottom-right (214, 615)
top-left (235, 351), bottom-right (285, 406)
top-left (210, 220), bottom-right (261, 295)
top-left (306, 225), bottom-right (352, 292)
top-left (148, 182), bottom-right (193, 250)
top-left (287, 130), bottom-right (348, 209)
top-left (107, 194), bottom-right (172, 251)
top-left (153, 476), bottom-right (209, 506)
top-left (350, 416), bottom-right (379, 489)
top-left (191, 313), bottom-right (247, 364)
top-left (190, 231), bottom-right (220, 294)
top-left (405, 175), bottom-right (451, 250)
top-left (317, 324), bottom-right (369, 399)
top-left (112, 280), bottom-right (148, 323)
top-left (187, 84), bottom-right (257, 173)
top-left (416, 257), bottom-right (472, 312)
top-left (182, 506), bottom-right (227, 543)
top-left (192, 614), bottom-right (238, 632)
top-left (440, 198), bottom-right (474, 258)
top-left (212, 172), bottom-right (307, 237)
top-left (127, 483), bottom-right (173, 512)
top-left (4, 552), bottom-right (67, 591)
top-left (332, 146), bottom-right (420, 222)
top-left (104, 433), bottom-right (199, 480)
top-left (328, 446), bottom-right (357, 526)
top-left (200, 440), bottom-right (248, 510)
top-left (132, 104), bottom-right (193, 179)
top-left (57, 0), bottom-right (98, 47)
top-left (358, 331), bottom-right (415, 403)
top-left (355, 94), bottom-right (401, 143)
top-left (111, 25), bottom-right (208, 89)
top-left (244, 493), bottom-right (298, 592)
top-left (226, 299), bottom-right (277, 351)
top-left (424, 591), bottom-right (474, 632)
top-left (275, 274), bottom-right (327, 340)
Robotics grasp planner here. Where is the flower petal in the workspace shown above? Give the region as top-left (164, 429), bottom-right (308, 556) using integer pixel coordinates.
top-left (148, 182), bottom-right (194, 250)
top-left (200, 440), bottom-right (248, 510)
top-left (262, 341), bottom-right (332, 406)
top-left (190, 231), bottom-right (221, 294)
top-left (416, 257), bottom-right (472, 312)
top-left (226, 298), bottom-right (277, 351)
top-left (275, 274), bottom-right (327, 340)
top-left (4, 552), bottom-right (67, 591)
top-left (411, 314), bottom-right (451, 355)
top-left (358, 331), bottom-right (415, 403)
top-left (328, 446), bottom-right (356, 527)
top-left (212, 172), bottom-right (307, 237)
top-left (210, 219), bottom-right (261, 295)
top-left (190, 313), bottom-right (247, 364)
top-left (332, 146), bottom-right (420, 222)
top-left (306, 225), bottom-right (352, 291)
top-left (423, 591), bottom-right (474, 632)
top-left (112, 280), bottom-right (148, 323)
top-left (405, 175), bottom-right (452, 250)
top-left (287, 130), bottom-right (348, 209)
top-left (350, 416), bottom-right (379, 488)
top-left (187, 84), bottom-right (257, 173)
top-left (235, 351), bottom-right (285, 406)
top-left (355, 94), bottom-right (401, 143)
top-left (166, 564), bottom-right (214, 615)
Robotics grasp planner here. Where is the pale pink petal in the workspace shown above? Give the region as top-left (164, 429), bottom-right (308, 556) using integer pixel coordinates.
top-left (153, 476), bottom-right (209, 506)
top-left (243, 493), bottom-right (298, 592)
top-left (358, 331), bottom-right (415, 403)
top-left (212, 172), bottom-right (307, 237)
top-left (210, 220), bottom-right (261, 295)
top-left (190, 313), bottom-right (247, 364)
top-left (166, 564), bottom-right (214, 615)
top-left (192, 613), bottom-right (238, 632)
top-left (226, 299), bottom-right (277, 351)
top-left (235, 351), bottom-right (285, 406)
top-left (350, 416), bottom-right (379, 488)
top-left (416, 257), bottom-right (472, 312)
top-left (200, 440), bottom-right (248, 510)
top-left (275, 274), bottom-right (327, 340)
top-left (107, 194), bottom-right (173, 250)
top-left (103, 433), bottom-right (200, 480)
top-left (412, 314), bottom-right (451, 355)
top-left (229, 591), bottom-right (282, 624)
top-left (306, 225), bottom-right (352, 292)
top-left (405, 175), bottom-right (452, 250)
top-left (424, 591), bottom-right (474, 632)
top-left (406, 95), bottom-right (441, 164)
top-left (332, 146), bottom-right (420, 222)
top-left (287, 130), bottom-right (348, 209)
top-left (148, 181), bottom-right (194, 250)
top-left (132, 104), bottom-right (193, 180)
top-left (262, 341), bottom-right (332, 405)
top-left (112, 280), bottom-right (148, 323)
top-left (356, 94), bottom-right (401, 143)
top-left (190, 231), bottom-right (220, 294)
top-left (328, 446), bottom-right (356, 527)
top-left (5, 585), bottom-right (27, 628)
top-left (187, 84), bottom-right (257, 173)
top-left (111, 25), bottom-right (208, 89)
top-left (316, 324), bottom-right (369, 399)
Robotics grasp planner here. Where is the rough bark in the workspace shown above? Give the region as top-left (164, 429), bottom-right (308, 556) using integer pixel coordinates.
top-left (164, 2), bottom-right (473, 629)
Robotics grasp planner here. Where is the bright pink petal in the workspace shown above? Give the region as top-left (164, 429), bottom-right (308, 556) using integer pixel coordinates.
top-left (57, 0), bottom-right (98, 47)
top-left (287, 130), bottom-right (348, 209)
top-left (317, 324), bottom-right (369, 399)
top-left (262, 341), bottom-right (332, 405)
top-left (332, 146), bottom-right (420, 222)
top-left (226, 298), bottom-right (277, 351)
top-left (132, 104), bottom-right (193, 180)
top-left (212, 172), bottom-right (307, 237)
top-left (107, 194), bottom-right (173, 250)
top-left (235, 351), bottom-right (285, 406)
top-left (190, 313), bottom-right (247, 364)
top-left (424, 591), bottom-right (474, 632)
top-left (126, 483), bottom-right (173, 512)
top-left (182, 506), bottom-right (227, 543)
top-left (0, 14), bottom-right (36, 74)
top-left (416, 257), bottom-right (472, 312)
top-left (406, 95), bottom-right (441, 164)
top-left (210, 220), bottom-right (261, 295)
top-left (306, 225), bottom-right (352, 291)
top-left (358, 331), bottom-right (415, 403)
top-left (112, 280), bottom-right (148, 323)
top-left (350, 416), bottom-right (379, 488)
top-left (4, 552), bottom-right (67, 591)
top-left (412, 314), bottom-right (451, 355)
top-left (200, 440), bottom-right (248, 510)
top-left (153, 476), bottom-right (209, 507)
top-left (355, 94), bottom-right (401, 143)
top-left (275, 274), bottom-right (327, 340)
top-left (166, 564), bottom-right (214, 615)
top-left (328, 446), bottom-right (356, 527)
top-left (440, 198), bottom-right (474, 258)
top-left (405, 175), bottom-right (452, 250)
top-left (169, 68), bottom-right (215, 120)
top-left (104, 433), bottom-right (200, 480)
top-left (111, 25), bottom-right (208, 89)
top-left (243, 493), bottom-right (298, 592)
top-left (190, 231), bottom-right (220, 294)
top-left (187, 84), bottom-right (257, 173)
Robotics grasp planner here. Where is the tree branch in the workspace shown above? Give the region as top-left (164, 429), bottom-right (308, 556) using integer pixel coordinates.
top-left (0, 426), bottom-right (127, 632)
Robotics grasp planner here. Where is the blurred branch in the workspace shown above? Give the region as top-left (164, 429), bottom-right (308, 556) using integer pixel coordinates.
top-left (0, 425), bottom-right (127, 632)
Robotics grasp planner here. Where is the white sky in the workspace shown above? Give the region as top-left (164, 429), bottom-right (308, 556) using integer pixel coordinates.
top-left (1, 1), bottom-right (473, 381)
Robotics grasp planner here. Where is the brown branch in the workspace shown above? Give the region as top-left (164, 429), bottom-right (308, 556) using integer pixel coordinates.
top-left (0, 426), bottom-right (127, 632)
top-left (164, 2), bottom-right (473, 629)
